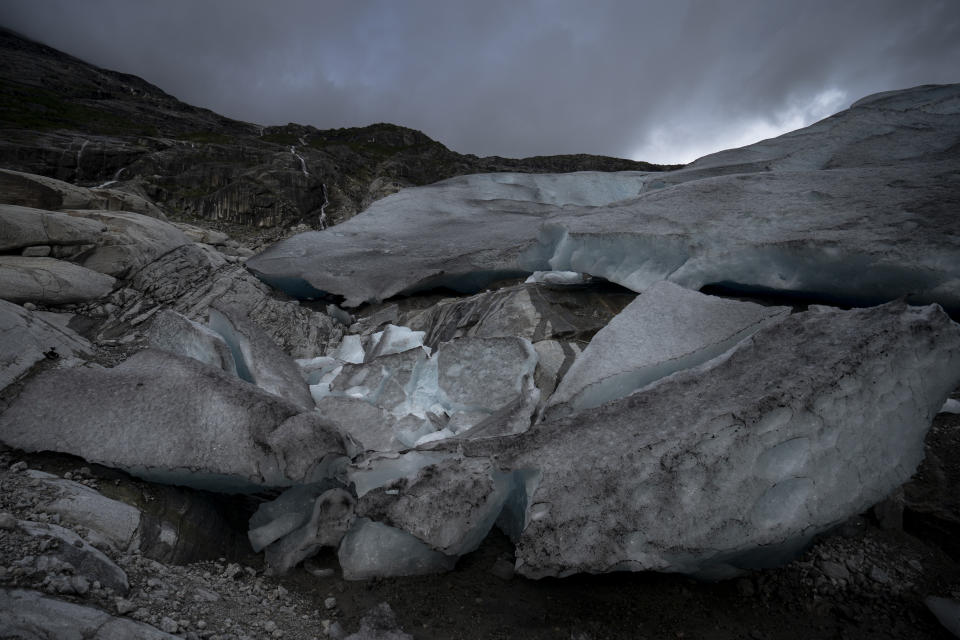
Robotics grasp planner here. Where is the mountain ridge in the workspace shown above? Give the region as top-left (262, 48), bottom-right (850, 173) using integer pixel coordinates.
top-left (0, 27), bottom-right (678, 229)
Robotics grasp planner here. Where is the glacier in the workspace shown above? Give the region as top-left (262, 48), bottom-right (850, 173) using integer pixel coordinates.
top-left (247, 84), bottom-right (960, 311)
top-left (337, 302), bottom-right (960, 579)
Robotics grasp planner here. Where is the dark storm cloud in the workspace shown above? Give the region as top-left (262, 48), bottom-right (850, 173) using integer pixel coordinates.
top-left (3, 0), bottom-right (959, 163)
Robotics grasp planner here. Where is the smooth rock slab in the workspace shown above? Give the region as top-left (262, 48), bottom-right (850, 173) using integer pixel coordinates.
top-left (0, 256), bottom-right (115, 304)
top-left (0, 588), bottom-right (179, 639)
top-left (0, 203), bottom-right (107, 251)
top-left (0, 349), bottom-right (352, 492)
top-left (0, 299), bottom-right (92, 390)
top-left (63, 209), bottom-right (190, 278)
top-left (545, 281), bottom-right (789, 416)
top-left (28, 470), bottom-right (141, 554)
top-left (17, 520), bottom-right (129, 594)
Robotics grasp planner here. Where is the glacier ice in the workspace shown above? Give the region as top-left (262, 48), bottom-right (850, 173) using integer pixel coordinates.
top-left (257, 488), bottom-right (356, 575)
top-left (0, 349), bottom-right (352, 492)
top-left (248, 482), bottom-right (341, 552)
top-left (503, 302), bottom-right (960, 578)
top-left (314, 335), bottom-right (539, 452)
top-left (208, 306), bottom-right (314, 409)
top-left (147, 308), bottom-right (237, 376)
top-left (347, 451), bottom-right (454, 498)
top-left (338, 519), bottom-right (456, 580)
top-left (544, 281), bottom-right (789, 417)
top-left (367, 324), bottom-right (428, 359)
top-left (335, 334), bottom-right (365, 364)
top-left (405, 282), bottom-right (634, 350)
top-left (940, 398), bottom-right (960, 414)
top-left (248, 84), bottom-right (960, 310)
top-left (356, 458), bottom-right (521, 557)
top-left (344, 301), bottom-right (960, 579)
top-left (295, 355), bottom-right (341, 385)
top-left (525, 270), bottom-right (590, 286)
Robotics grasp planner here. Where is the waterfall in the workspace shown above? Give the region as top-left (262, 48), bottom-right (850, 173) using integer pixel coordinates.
top-left (318, 183), bottom-right (329, 229)
top-left (75, 139), bottom-right (89, 179)
top-left (290, 146), bottom-right (309, 177)
top-left (94, 167), bottom-right (126, 190)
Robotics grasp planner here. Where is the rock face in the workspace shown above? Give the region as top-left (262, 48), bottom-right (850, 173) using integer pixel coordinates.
top-left (0, 349), bottom-right (351, 491)
top-left (248, 84), bottom-right (960, 310)
top-left (0, 168), bottom-right (167, 218)
top-left (0, 298), bottom-right (92, 389)
top-left (0, 29), bottom-right (668, 230)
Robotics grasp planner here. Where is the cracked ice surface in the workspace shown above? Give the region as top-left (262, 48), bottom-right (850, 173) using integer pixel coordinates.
top-left (208, 306), bottom-right (314, 409)
top-left (544, 281), bottom-right (789, 417)
top-left (499, 302), bottom-right (960, 578)
top-left (314, 336), bottom-right (539, 452)
top-left (360, 302), bottom-right (960, 580)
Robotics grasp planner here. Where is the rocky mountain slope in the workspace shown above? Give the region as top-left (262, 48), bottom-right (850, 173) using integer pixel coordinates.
top-left (0, 27), bottom-right (675, 232)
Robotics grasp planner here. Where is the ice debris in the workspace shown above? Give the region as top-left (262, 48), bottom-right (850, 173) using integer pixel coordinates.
top-left (314, 336), bottom-right (539, 452)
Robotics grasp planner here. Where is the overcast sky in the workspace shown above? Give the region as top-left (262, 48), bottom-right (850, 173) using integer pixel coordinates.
top-left (3, 0), bottom-right (959, 163)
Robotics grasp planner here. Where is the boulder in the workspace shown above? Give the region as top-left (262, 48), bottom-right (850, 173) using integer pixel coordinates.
top-left (0, 588), bottom-right (178, 639)
top-left (17, 520), bottom-right (129, 593)
top-left (0, 256), bottom-right (116, 304)
top-left (28, 470), bottom-right (141, 554)
top-left (0, 349), bottom-right (352, 492)
top-left (0, 203), bottom-right (107, 251)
